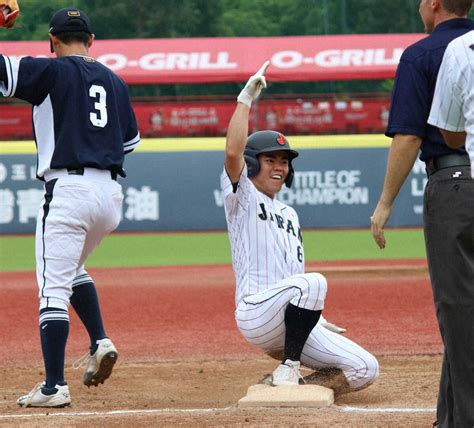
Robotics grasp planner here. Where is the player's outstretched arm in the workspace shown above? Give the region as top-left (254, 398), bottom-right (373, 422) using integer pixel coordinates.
top-left (225, 61), bottom-right (270, 183)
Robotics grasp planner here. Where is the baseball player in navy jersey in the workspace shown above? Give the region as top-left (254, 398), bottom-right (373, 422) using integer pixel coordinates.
top-left (0, 6), bottom-right (140, 407)
top-left (222, 62), bottom-right (379, 390)
top-left (429, 30), bottom-right (474, 177)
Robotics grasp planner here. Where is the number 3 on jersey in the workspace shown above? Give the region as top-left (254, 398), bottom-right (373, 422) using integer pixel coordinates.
top-left (89, 84), bottom-right (108, 128)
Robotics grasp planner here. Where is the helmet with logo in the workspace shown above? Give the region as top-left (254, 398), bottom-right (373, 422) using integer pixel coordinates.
top-left (244, 130), bottom-right (299, 188)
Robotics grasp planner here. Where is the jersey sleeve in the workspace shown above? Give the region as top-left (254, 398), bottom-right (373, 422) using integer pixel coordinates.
top-left (220, 164), bottom-right (252, 217)
top-left (386, 51), bottom-right (430, 139)
top-left (123, 88), bottom-right (141, 153)
top-left (0, 56), bottom-right (55, 105)
top-left (0, 56), bottom-right (8, 90)
top-left (0, 54), bottom-right (19, 98)
top-left (428, 40), bottom-right (466, 132)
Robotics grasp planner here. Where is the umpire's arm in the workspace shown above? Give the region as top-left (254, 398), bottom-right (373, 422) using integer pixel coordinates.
top-left (370, 133), bottom-right (421, 249)
top-left (440, 130), bottom-right (466, 148)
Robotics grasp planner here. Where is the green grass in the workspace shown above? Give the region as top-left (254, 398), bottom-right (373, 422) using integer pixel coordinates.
top-left (0, 229), bottom-right (425, 272)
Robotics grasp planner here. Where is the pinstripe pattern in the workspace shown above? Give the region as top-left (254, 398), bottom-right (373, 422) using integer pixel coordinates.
top-left (429, 30), bottom-right (474, 176)
top-left (235, 273), bottom-right (378, 390)
top-left (301, 323), bottom-right (379, 390)
top-left (221, 165), bottom-right (304, 306)
top-left (222, 164), bottom-right (379, 390)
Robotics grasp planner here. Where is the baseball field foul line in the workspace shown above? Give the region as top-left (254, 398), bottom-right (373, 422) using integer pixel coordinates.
top-left (0, 406), bottom-right (436, 420)
top-left (0, 407), bottom-right (231, 420)
top-left (342, 406), bottom-right (436, 413)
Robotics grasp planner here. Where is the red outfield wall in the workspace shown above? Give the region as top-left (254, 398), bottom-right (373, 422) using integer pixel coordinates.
top-left (0, 97), bottom-right (390, 138)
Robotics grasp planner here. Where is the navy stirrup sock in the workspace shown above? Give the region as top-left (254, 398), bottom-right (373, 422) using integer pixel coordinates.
top-left (70, 280), bottom-right (106, 354)
top-left (283, 303), bottom-right (321, 362)
top-left (39, 307), bottom-right (69, 389)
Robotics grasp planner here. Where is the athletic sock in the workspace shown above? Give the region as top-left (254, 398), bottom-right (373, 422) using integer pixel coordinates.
top-left (39, 307), bottom-right (69, 389)
top-left (70, 277), bottom-right (106, 354)
top-left (283, 303), bottom-right (321, 362)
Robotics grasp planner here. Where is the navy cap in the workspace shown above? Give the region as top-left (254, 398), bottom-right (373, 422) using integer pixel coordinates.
top-left (49, 8), bottom-right (92, 35)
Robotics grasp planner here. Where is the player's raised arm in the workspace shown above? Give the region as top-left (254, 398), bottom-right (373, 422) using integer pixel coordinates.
top-left (225, 61), bottom-right (269, 183)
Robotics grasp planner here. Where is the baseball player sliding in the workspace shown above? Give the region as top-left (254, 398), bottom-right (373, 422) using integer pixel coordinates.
top-left (221, 62), bottom-right (379, 390)
top-left (0, 4), bottom-right (140, 407)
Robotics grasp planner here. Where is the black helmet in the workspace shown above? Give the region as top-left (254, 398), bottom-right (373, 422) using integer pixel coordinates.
top-left (244, 130), bottom-right (299, 188)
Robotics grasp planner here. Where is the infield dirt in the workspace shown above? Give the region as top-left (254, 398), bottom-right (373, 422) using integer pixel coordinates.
top-left (0, 261), bottom-right (441, 426)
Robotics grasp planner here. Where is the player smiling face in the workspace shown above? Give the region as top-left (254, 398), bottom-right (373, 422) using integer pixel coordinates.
top-left (251, 151), bottom-right (289, 198)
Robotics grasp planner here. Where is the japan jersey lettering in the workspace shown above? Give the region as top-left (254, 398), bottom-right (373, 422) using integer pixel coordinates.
top-left (0, 54), bottom-right (140, 179)
top-left (221, 165), bottom-right (304, 306)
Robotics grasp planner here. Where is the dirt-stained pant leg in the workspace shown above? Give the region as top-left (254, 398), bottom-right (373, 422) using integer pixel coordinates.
top-left (235, 272), bottom-right (378, 390)
top-left (301, 323), bottom-right (379, 391)
top-left (423, 166), bottom-right (474, 428)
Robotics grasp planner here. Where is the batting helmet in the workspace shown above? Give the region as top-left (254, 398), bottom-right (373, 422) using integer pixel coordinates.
top-left (244, 130), bottom-right (299, 188)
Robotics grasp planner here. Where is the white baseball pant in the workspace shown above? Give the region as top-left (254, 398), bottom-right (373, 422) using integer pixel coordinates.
top-left (236, 272), bottom-right (379, 390)
top-left (35, 168), bottom-right (123, 311)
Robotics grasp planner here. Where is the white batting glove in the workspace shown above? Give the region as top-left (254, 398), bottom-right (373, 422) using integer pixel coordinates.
top-left (237, 60), bottom-right (270, 107)
top-left (319, 316), bottom-right (347, 334)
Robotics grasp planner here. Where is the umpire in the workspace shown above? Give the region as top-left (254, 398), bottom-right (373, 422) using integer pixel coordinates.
top-left (371, 1), bottom-right (474, 427)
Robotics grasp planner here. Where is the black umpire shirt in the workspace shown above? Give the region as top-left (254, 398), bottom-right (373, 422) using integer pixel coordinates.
top-left (386, 18), bottom-right (474, 162)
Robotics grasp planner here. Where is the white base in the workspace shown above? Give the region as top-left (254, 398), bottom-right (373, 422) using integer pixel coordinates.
top-left (238, 384), bottom-right (334, 408)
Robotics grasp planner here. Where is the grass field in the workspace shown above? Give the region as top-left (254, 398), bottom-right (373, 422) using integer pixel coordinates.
top-left (0, 228), bottom-right (425, 272)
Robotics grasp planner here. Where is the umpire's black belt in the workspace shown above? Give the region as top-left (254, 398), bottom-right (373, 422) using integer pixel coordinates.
top-left (67, 167), bottom-right (118, 181)
top-left (425, 154), bottom-right (470, 176)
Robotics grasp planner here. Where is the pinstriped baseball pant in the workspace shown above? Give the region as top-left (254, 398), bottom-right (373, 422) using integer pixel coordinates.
top-left (236, 272), bottom-right (379, 390)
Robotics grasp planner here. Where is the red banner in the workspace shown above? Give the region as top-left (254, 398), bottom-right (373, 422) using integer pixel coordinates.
top-left (0, 34), bottom-right (424, 84)
top-left (0, 98), bottom-right (390, 139)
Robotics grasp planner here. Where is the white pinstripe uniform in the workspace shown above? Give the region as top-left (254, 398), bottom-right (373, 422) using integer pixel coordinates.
top-left (221, 165), bottom-right (379, 390)
top-left (429, 30), bottom-right (474, 177)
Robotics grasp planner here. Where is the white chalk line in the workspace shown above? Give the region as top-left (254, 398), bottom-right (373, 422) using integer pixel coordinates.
top-left (0, 407), bottom-right (230, 420)
top-left (0, 406), bottom-right (436, 420)
top-left (342, 406), bottom-right (436, 413)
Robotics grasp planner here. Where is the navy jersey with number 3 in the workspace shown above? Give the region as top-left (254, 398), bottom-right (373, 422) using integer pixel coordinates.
top-left (0, 54), bottom-right (140, 179)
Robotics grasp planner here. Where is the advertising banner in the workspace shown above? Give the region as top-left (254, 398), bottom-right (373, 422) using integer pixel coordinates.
top-left (0, 148), bottom-right (425, 234)
top-left (0, 34), bottom-right (424, 84)
top-left (0, 98), bottom-right (390, 140)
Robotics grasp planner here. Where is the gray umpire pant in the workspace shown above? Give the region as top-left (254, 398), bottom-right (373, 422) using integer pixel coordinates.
top-left (423, 165), bottom-right (474, 428)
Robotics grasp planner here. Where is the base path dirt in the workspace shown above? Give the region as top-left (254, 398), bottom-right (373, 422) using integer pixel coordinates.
top-left (0, 260), bottom-right (442, 427)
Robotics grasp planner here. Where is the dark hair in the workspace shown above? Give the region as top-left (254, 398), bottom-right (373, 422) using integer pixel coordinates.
top-left (55, 31), bottom-right (91, 47)
top-left (441, 0), bottom-right (472, 16)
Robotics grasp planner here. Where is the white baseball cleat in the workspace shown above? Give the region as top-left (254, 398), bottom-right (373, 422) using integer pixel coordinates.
top-left (81, 338), bottom-right (118, 387)
top-left (17, 382), bottom-right (71, 408)
top-left (271, 359), bottom-right (303, 386)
